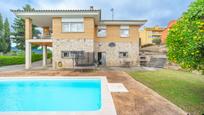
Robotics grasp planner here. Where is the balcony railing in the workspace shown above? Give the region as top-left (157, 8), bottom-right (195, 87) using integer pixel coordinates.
top-left (33, 35), bottom-right (52, 39)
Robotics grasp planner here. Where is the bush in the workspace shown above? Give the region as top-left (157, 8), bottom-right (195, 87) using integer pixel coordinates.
top-left (0, 53), bottom-right (51, 66)
top-left (152, 38), bottom-right (161, 45)
top-left (167, 0), bottom-right (204, 73)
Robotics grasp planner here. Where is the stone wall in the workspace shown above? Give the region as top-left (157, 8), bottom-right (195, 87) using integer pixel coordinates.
top-left (53, 39), bottom-right (139, 69)
top-left (95, 42), bottom-right (139, 66)
top-left (52, 38), bottom-right (94, 69)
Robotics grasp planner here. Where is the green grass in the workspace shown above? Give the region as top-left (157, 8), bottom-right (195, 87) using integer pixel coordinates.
top-left (0, 53), bottom-right (52, 67)
top-left (129, 69), bottom-right (204, 115)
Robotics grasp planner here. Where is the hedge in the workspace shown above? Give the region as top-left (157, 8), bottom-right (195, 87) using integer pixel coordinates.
top-left (0, 53), bottom-right (52, 67)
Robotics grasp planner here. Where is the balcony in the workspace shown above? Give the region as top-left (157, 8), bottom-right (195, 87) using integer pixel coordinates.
top-left (152, 32), bottom-right (162, 35)
top-left (33, 35), bottom-right (52, 39)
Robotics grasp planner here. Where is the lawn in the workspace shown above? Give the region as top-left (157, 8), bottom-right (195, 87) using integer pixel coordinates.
top-left (129, 69), bottom-right (204, 115)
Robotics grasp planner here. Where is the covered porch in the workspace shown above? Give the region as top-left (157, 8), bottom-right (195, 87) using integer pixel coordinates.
top-left (25, 39), bottom-right (53, 69)
top-left (22, 12), bottom-right (53, 69)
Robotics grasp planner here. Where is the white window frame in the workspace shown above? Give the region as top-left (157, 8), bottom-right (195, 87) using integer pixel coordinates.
top-left (120, 26), bottom-right (129, 38)
top-left (97, 26), bottom-right (107, 37)
top-left (62, 18), bottom-right (84, 32)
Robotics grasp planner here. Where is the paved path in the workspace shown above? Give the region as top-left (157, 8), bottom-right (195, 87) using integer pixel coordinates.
top-left (0, 61), bottom-right (52, 71)
top-left (0, 70), bottom-right (186, 115)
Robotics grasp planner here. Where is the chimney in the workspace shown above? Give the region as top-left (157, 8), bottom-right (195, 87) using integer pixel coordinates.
top-left (90, 6), bottom-right (94, 10)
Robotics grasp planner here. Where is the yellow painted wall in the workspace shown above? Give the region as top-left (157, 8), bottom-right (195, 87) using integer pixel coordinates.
top-left (139, 30), bottom-right (152, 45)
top-left (95, 25), bottom-right (140, 43)
top-left (52, 17), bottom-right (95, 39)
top-left (52, 17), bottom-right (140, 43)
top-left (139, 27), bottom-right (164, 45)
top-left (25, 18), bottom-right (32, 40)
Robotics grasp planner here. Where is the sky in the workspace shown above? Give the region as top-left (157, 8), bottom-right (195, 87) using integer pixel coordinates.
top-left (0, 0), bottom-right (194, 29)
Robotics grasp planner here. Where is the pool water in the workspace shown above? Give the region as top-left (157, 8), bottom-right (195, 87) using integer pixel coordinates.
top-left (0, 79), bottom-right (101, 111)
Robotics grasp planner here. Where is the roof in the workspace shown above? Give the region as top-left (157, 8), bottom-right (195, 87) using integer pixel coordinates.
top-left (11, 9), bottom-right (101, 27)
top-left (10, 9), bottom-right (101, 13)
top-left (11, 9), bottom-right (147, 26)
top-left (99, 20), bottom-right (147, 26)
top-left (145, 26), bottom-right (165, 31)
top-left (10, 9), bottom-right (101, 18)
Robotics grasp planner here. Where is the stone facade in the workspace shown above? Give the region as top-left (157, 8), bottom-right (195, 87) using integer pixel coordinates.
top-left (95, 42), bottom-right (139, 66)
top-left (52, 38), bottom-right (94, 69)
top-left (53, 38), bottom-right (139, 69)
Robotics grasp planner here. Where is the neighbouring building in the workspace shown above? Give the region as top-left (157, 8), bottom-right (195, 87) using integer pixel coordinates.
top-left (161, 20), bottom-right (177, 44)
top-left (11, 8), bottom-right (147, 69)
top-left (139, 26), bottom-right (165, 46)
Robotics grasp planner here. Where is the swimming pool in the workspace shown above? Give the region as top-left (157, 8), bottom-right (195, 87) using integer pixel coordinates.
top-left (0, 79), bottom-right (101, 112)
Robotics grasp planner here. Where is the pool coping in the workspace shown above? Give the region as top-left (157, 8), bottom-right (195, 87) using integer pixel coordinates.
top-left (0, 76), bottom-right (117, 115)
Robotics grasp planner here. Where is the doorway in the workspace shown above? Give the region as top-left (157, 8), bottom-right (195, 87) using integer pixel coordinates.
top-left (98, 52), bottom-right (106, 66)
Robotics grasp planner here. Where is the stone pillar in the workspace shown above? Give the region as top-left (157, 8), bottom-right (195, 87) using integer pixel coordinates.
top-left (25, 18), bottom-right (32, 40)
top-left (43, 45), bottom-right (47, 66)
top-left (25, 41), bottom-right (31, 69)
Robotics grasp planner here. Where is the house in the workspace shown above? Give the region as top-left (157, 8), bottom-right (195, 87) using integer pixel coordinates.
top-left (139, 26), bottom-right (165, 46)
top-left (161, 20), bottom-right (177, 44)
top-left (11, 8), bottom-right (147, 69)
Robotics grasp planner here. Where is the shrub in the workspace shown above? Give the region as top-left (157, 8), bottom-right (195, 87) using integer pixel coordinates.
top-left (152, 38), bottom-right (161, 45)
top-left (166, 0), bottom-right (204, 73)
top-left (0, 53), bottom-right (48, 66)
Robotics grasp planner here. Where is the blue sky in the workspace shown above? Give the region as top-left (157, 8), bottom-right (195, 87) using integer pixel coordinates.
top-left (0, 0), bottom-right (194, 29)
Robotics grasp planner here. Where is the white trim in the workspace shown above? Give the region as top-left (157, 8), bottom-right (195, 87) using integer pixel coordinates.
top-left (62, 18), bottom-right (84, 22)
top-left (100, 21), bottom-right (147, 25)
top-left (120, 26), bottom-right (129, 29)
top-left (13, 12), bottom-right (100, 17)
top-left (98, 26), bottom-right (106, 29)
top-left (27, 39), bottom-right (53, 43)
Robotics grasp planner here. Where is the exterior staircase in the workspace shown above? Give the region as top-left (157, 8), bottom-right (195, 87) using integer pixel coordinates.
top-left (139, 45), bottom-right (167, 68)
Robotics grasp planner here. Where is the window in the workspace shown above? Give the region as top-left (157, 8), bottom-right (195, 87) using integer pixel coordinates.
top-left (119, 52), bottom-right (128, 58)
top-left (62, 18), bottom-right (84, 32)
top-left (120, 26), bottom-right (129, 37)
top-left (97, 26), bottom-right (106, 37)
top-left (62, 51), bottom-right (84, 59)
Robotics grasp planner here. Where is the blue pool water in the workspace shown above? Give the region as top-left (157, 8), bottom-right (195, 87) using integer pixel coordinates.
top-left (0, 79), bottom-right (101, 111)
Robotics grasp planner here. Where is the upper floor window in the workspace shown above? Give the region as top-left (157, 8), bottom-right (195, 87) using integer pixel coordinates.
top-left (97, 26), bottom-right (106, 37)
top-left (120, 26), bottom-right (129, 38)
top-left (62, 18), bottom-right (84, 32)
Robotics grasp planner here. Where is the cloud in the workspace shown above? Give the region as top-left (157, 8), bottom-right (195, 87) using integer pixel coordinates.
top-left (0, 0), bottom-right (194, 28)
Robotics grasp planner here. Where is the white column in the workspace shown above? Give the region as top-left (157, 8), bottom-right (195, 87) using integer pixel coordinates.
top-left (43, 45), bottom-right (47, 67)
top-left (25, 41), bottom-right (31, 69)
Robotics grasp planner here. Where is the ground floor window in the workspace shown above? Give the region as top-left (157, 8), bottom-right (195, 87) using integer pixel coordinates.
top-left (61, 51), bottom-right (84, 59)
top-left (119, 52), bottom-right (128, 58)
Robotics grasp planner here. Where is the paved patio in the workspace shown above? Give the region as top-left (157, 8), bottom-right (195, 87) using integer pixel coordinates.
top-left (0, 70), bottom-right (186, 115)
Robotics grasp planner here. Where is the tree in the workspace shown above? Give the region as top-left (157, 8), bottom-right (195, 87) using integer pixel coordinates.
top-left (0, 13), bottom-right (3, 36)
top-left (167, 0), bottom-right (204, 73)
top-left (12, 4), bottom-right (39, 50)
top-left (4, 18), bottom-right (10, 52)
top-left (0, 13), bottom-right (7, 53)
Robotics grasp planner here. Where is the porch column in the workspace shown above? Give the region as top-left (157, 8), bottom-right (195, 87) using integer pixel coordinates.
top-left (25, 18), bottom-right (32, 40)
top-left (42, 45), bottom-right (47, 66)
top-left (25, 41), bottom-right (32, 69)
